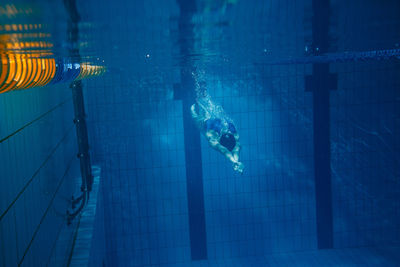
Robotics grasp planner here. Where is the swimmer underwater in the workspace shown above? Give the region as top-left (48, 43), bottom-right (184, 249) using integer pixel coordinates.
top-left (190, 78), bottom-right (244, 173)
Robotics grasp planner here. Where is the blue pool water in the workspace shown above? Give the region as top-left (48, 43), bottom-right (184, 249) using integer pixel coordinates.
top-left (1, 0), bottom-right (400, 266)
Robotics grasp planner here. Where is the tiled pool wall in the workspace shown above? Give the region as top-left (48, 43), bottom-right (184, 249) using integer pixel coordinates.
top-left (0, 83), bottom-right (82, 266)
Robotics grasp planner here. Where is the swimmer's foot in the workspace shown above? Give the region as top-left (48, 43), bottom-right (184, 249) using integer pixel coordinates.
top-left (190, 104), bottom-right (198, 119)
top-left (233, 161), bottom-right (244, 174)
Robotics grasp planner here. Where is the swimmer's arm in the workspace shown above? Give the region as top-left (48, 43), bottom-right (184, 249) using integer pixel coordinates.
top-left (206, 132), bottom-right (236, 163)
top-left (232, 142), bottom-right (240, 162)
top-left (231, 133), bottom-right (241, 162)
top-left (207, 131), bottom-right (244, 173)
top-left (231, 138), bottom-right (244, 173)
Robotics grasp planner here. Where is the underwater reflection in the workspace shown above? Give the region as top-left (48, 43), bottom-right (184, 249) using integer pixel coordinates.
top-left (0, 3), bottom-right (106, 94)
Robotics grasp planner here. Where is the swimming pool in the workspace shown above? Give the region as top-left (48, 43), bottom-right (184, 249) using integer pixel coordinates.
top-left (1, 0), bottom-right (400, 266)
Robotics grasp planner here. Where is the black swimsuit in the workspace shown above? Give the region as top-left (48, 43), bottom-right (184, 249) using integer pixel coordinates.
top-left (205, 118), bottom-right (236, 135)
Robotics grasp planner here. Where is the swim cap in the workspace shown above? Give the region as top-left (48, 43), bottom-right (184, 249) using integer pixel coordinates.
top-left (220, 133), bottom-right (236, 152)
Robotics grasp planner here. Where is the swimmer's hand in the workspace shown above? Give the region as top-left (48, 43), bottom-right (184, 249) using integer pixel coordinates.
top-left (233, 161), bottom-right (244, 174)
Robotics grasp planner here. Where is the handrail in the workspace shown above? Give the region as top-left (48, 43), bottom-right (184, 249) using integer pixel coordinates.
top-left (63, 0), bottom-right (93, 225)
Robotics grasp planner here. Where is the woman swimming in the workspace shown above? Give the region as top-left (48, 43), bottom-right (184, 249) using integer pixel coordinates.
top-left (190, 79), bottom-right (244, 173)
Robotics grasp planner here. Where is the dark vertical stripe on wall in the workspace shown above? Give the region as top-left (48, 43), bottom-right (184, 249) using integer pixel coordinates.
top-left (182, 97), bottom-right (208, 260)
top-left (306, 0), bottom-right (336, 249)
top-left (176, 0), bottom-right (208, 260)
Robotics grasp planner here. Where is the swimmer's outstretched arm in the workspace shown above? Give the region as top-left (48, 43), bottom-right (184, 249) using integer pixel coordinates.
top-left (230, 136), bottom-right (244, 173)
top-left (206, 132), bottom-right (244, 173)
top-left (231, 133), bottom-right (241, 160)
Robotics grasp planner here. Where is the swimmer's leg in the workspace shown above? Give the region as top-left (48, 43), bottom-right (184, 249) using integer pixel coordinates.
top-left (193, 100), bottom-right (211, 121)
top-left (190, 104), bottom-right (198, 119)
top-left (191, 103), bottom-right (208, 130)
top-left (196, 99), bottom-right (209, 113)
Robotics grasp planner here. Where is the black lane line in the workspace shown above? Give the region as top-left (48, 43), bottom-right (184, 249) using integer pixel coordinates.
top-left (175, 0), bottom-right (208, 260)
top-left (308, 0), bottom-right (335, 249)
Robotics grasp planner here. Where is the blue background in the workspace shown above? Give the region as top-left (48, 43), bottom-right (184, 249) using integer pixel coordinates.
top-left (1, 0), bottom-right (400, 266)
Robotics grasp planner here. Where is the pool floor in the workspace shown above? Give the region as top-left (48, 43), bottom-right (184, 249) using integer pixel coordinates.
top-left (133, 246), bottom-right (400, 267)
